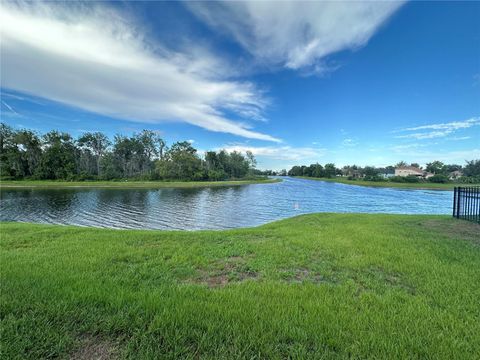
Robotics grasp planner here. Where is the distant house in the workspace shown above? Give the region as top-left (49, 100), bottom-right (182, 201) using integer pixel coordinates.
top-left (341, 168), bottom-right (362, 178)
top-left (449, 170), bottom-right (463, 180)
top-left (395, 166), bottom-right (434, 179)
top-left (379, 172), bottom-right (395, 179)
top-left (395, 166), bottom-right (423, 177)
top-left (350, 170), bottom-right (363, 179)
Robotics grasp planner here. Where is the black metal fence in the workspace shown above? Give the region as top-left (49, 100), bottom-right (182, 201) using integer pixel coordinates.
top-left (453, 186), bottom-right (480, 223)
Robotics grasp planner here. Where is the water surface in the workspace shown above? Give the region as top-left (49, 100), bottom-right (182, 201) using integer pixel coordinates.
top-left (0, 177), bottom-right (452, 230)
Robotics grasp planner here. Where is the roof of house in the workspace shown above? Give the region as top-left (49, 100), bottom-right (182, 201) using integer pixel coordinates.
top-left (395, 166), bottom-right (423, 173)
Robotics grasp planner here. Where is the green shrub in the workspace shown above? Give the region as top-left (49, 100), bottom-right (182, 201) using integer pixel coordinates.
top-left (389, 176), bottom-right (406, 183)
top-left (428, 175), bottom-right (449, 183)
top-left (456, 176), bottom-right (480, 184)
top-left (404, 175), bottom-right (420, 183)
top-left (364, 175), bottom-right (387, 182)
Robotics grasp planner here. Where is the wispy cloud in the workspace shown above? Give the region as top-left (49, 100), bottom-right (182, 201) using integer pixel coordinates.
top-left (0, 2), bottom-right (280, 142)
top-left (391, 143), bottom-right (427, 152)
top-left (448, 136), bottom-right (471, 141)
top-left (392, 148), bottom-right (480, 165)
top-left (1, 100), bottom-right (20, 115)
top-left (395, 117), bottom-right (480, 140)
top-left (219, 144), bottom-right (326, 162)
top-left (187, 1), bottom-right (404, 73)
top-left (341, 138), bottom-right (358, 147)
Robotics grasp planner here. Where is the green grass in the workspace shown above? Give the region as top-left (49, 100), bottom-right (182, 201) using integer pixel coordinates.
top-left (1, 214), bottom-right (479, 359)
top-left (0, 178), bottom-right (280, 189)
top-left (298, 176), bottom-right (477, 190)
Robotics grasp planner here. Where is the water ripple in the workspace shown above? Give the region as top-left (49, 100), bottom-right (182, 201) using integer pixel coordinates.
top-left (0, 177), bottom-right (453, 230)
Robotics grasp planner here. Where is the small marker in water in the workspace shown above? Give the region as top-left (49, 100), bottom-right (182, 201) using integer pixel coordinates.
top-left (294, 202), bottom-right (300, 210)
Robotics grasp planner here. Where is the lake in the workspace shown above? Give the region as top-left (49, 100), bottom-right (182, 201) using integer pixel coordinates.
top-left (0, 177), bottom-right (452, 230)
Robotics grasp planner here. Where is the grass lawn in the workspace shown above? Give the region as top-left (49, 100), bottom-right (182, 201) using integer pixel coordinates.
top-left (1, 214), bottom-right (479, 359)
top-left (0, 178), bottom-right (280, 189)
top-left (298, 176), bottom-right (478, 190)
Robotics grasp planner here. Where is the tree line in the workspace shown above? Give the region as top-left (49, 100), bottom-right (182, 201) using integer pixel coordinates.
top-left (0, 124), bottom-right (258, 181)
top-left (286, 160), bottom-right (480, 184)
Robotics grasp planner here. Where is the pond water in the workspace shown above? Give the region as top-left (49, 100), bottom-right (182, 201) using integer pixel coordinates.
top-left (0, 177), bottom-right (452, 230)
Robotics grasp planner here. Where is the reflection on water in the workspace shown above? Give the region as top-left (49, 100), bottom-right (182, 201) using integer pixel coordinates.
top-left (0, 177), bottom-right (453, 230)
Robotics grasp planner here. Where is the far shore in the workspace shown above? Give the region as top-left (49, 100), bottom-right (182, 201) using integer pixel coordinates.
top-left (297, 176), bottom-right (478, 190)
top-left (0, 178), bottom-right (281, 189)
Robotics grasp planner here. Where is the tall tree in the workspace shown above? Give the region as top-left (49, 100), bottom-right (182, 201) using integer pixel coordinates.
top-left (426, 161), bottom-right (446, 175)
top-left (463, 160), bottom-right (480, 177)
top-left (77, 132), bottom-right (111, 176)
top-left (37, 131), bottom-right (76, 179)
top-left (324, 163), bottom-right (337, 178)
top-left (15, 129), bottom-right (42, 177)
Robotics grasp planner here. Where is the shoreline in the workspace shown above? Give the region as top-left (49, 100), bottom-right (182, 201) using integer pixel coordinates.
top-left (0, 178), bottom-right (281, 189)
top-left (296, 176), bottom-right (476, 190)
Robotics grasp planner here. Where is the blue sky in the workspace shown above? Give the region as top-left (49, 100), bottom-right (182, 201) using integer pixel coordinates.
top-left (1, 1), bottom-right (479, 170)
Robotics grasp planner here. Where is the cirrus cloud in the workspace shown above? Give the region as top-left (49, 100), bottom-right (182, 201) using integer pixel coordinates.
top-left (395, 117), bottom-right (480, 140)
top-left (218, 144), bottom-right (326, 162)
top-left (0, 2), bottom-right (280, 142)
top-left (186, 1), bottom-right (404, 72)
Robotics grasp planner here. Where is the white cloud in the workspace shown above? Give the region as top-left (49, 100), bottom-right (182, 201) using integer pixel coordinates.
top-left (448, 136), bottom-right (471, 141)
top-left (393, 148), bottom-right (480, 166)
top-left (395, 117), bottom-right (480, 140)
top-left (403, 118), bottom-right (480, 132)
top-left (341, 138), bottom-right (358, 147)
top-left (219, 144), bottom-right (326, 162)
top-left (0, 2), bottom-right (280, 142)
top-left (391, 143), bottom-right (427, 152)
top-left (187, 1), bottom-right (404, 72)
top-left (1, 100), bottom-right (19, 115)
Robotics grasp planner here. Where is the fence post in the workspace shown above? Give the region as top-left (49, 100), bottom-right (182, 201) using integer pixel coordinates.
top-left (457, 187), bottom-right (461, 219)
top-left (468, 187), bottom-right (472, 221)
top-left (452, 186), bottom-right (457, 217)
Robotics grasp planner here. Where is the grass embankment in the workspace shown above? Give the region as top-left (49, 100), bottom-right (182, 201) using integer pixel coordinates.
top-left (1, 214), bottom-right (479, 359)
top-left (298, 176), bottom-right (477, 190)
top-left (0, 178), bottom-right (280, 189)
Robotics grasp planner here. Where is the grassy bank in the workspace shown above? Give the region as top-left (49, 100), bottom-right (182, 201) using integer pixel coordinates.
top-left (1, 214), bottom-right (479, 359)
top-left (0, 178), bottom-right (280, 189)
top-left (298, 176), bottom-right (476, 190)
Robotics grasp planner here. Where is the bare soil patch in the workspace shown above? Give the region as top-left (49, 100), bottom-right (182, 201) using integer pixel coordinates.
top-left (192, 255), bottom-right (258, 288)
top-left (70, 335), bottom-right (118, 360)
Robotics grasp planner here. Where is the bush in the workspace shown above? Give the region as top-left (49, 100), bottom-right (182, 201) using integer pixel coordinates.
top-left (390, 175), bottom-right (420, 183)
top-left (428, 175), bottom-right (449, 183)
top-left (389, 176), bottom-right (406, 183)
top-left (207, 170), bottom-right (227, 181)
top-left (364, 175), bottom-right (387, 182)
top-left (76, 172), bottom-right (96, 181)
top-left (456, 176), bottom-right (480, 184)
top-left (404, 175), bottom-right (420, 183)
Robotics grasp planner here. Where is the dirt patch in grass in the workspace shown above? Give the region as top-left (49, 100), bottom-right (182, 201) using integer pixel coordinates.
top-left (70, 335), bottom-right (119, 360)
top-left (192, 256), bottom-right (258, 288)
top-left (421, 219), bottom-right (480, 245)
